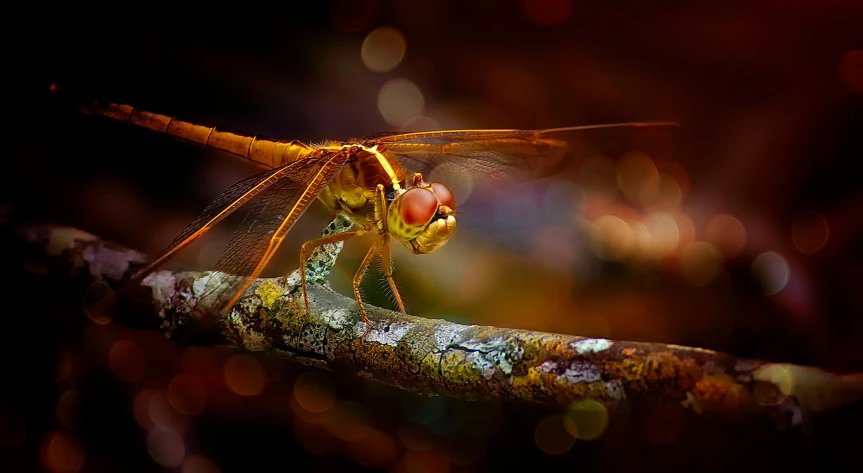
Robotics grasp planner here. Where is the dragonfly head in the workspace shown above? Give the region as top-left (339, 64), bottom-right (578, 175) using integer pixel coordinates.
top-left (388, 182), bottom-right (457, 254)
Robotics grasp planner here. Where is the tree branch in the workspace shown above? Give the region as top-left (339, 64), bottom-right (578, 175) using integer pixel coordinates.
top-left (4, 206), bottom-right (862, 430)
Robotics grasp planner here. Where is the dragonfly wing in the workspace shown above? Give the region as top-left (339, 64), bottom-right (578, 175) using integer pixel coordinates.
top-left (132, 164), bottom-right (304, 281)
top-left (371, 123), bottom-right (677, 185)
top-left (194, 151), bottom-right (348, 316)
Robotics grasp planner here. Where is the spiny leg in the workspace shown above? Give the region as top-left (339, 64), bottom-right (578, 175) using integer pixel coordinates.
top-left (372, 184), bottom-right (406, 313)
top-left (353, 238), bottom-right (381, 333)
top-left (299, 230), bottom-right (364, 313)
top-left (378, 234), bottom-right (406, 313)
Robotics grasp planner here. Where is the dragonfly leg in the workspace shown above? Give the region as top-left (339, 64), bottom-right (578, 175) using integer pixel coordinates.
top-left (352, 239), bottom-right (380, 334)
top-left (299, 230), bottom-right (363, 314)
top-left (372, 184), bottom-right (406, 313)
top-left (379, 234), bottom-right (406, 313)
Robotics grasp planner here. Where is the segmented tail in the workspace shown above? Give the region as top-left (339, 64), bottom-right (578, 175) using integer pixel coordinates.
top-left (50, 84), bottom-right (313, 169)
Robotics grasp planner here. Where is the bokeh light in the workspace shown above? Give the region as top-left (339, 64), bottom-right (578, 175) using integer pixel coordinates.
top-left (401, 449), bottom-right (452, 473)
top-left (378, 78), bottom-right (425, 127)
top-left (839, 50), bottom-right (863, 94)
top-left (534, 414), bottom-right (576, 455)
top-left (520, 0), bottom-right (573, 26)
top-left (428, 162), bottom-right (474, 206)
top-left (147, 427), bottom-right (185, 468)
top-left (578, 155), bottom-right (618, 206)
top-left (361, 26), bottom-right (406, 73)
top-left (149, 390), bottom-right (189, 433)
top-left (679, 242), bottom-right (722, 286)
top-left (168, 373), bottom-right (208, 415)
top-left (223, 354), bottom-right (267, 397)
top-left (40, 430), bottom-right (85, 473)
top-left (292, 419), bottom-right (341, 456)
top-left (617, 151), bottom-right (660, 207)
top-left (589, 215), bottom-right (635, 261)
top-left (293, 371), bottom-right (336, 413)
top-left (108, 339), bottom-right (146, 383)
top-left (704, 214), bottom-right (747, 259)
top-left (643, 211), bottom-right (681, 259)
top-left (181, 454), bottom-right (221, 473)
top-left (55, 349), bottom-right (74, 383)
top-left (792, 212), bottom-right (829, 255)
top-left (751, 251), bottom-right (790, 295)
top-left (56, 390), bottom-right (81, 431)
top-left (564, 400), bottom-right (609, 440)
top-left (402, 394), bottom-right (447, 425)
top-left (399, 115), bottom-right (441, 133)
top-left (82, 280), bottom-right (115, 325)
top-left (343, 427), bottom-right (399, 469)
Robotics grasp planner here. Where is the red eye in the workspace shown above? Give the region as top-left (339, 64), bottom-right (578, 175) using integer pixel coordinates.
top-left (431, 182), bottom-right (456, 211)
top-left (399, 188), bottom-right (437, 225)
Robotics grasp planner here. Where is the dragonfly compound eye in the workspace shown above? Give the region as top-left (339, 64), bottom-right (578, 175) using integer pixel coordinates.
top-left (430, 182), bottom-right (456, 211)
top-left (399, 188), bottom-right (438, 226)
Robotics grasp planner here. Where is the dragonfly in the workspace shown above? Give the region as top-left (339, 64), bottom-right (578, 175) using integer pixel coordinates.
top-left (61, 88), bottom-right (677, 333)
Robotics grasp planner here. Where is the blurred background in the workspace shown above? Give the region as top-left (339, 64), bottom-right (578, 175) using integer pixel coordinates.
top-left (2, 0), bottom-right (862, 471)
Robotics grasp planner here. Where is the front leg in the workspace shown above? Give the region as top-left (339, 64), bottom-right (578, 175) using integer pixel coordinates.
top-left (374, 184), bottom-right (407, 313)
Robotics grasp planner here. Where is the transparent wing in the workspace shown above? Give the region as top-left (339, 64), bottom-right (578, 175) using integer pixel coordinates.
top-left (367, 122), bottom-right (678, 184)
top-left (194, 151), bottom-right (348, 316)
top-left (132, 164), bottom-right (304, 281)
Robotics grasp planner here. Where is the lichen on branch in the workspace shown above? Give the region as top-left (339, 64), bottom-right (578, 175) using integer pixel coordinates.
top-left (5, 210), bottom-right (862, 430)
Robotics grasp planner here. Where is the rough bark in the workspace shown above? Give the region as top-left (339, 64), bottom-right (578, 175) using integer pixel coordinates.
top-left (4, 207), bottom-right (862, 429)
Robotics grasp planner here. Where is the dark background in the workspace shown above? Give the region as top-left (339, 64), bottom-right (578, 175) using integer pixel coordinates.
top-left (2, 0), bottom-right (863, 471)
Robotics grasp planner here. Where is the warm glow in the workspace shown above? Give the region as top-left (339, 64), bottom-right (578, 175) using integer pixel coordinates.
top-left (223, 354), bottom-right (267, 396)
top-left (564, 400), bottom-right (609, 440)
top-left (361, 26), bottom-right (406, 73)
top-left (520, 0), bottom-right (573, 26)
top-left (343, 427), bottom-right (399, 469)
top-left (751, 251), bottom-right (790, 295)
top-left (147, 427), bottom-right (185, 468)
top-left (181, 454), bottom-right (221, 473)
top-left (324, 401), bottom-right (371, 441)
top-left (148, 390), bottom-right (189, 433)
top-left (402, 448), bottom-right (452, 473)
top-left (534, 414), bottom-right (576, 455)
top-left (617, 151), bottom-right (660, 207)
top-left (378, 78), bottom-right (425, 127)
top-left (55, 349), bottom-right (74, 382)
top-left (133, 389), bottom-right (156, 430)
top-left (589, 215), bottom-right (635, 261)
top-left (792, 212), bottom-right (829, 255)
top-left (400, 115), bottom-right (441, 133)
top-left (82, 281), bottom-right (115, 325)
top-left (704, 214), bottom-right (747, 259)
top-left (643, 212), bottom-right (681, 258)
top-left (578, 155), bottom-right (619, 206)
top-left (108, 339), bottom-right (146, 383)
top-left (293, 371), bottom-right (336, 413)
top-left (168, 374), bottom-right (208, 415)
top-left (680, 241), bottom-right (722, 286)
top-left (40, 430), bottom-right (85, 473)
top-left (292, 419), bottom-right (342, 456)
top-left (839, 50), bottom-right (863, 94)
top-left (56, 390), bottom-right (80, 431)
